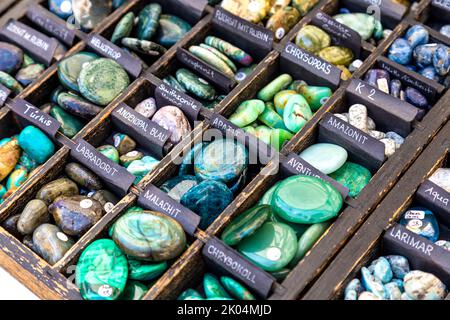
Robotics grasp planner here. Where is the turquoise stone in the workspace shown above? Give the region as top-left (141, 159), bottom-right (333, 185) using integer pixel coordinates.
top-left (126, 156), bottom-right (159, 184)
top-left (119, 281), bottom-right (147, 300)
top-left (178, 289), bottom-right (203, 300)
top-left (370, 257), bottom-right (393, 284)
top-left (155, 15), bottom-right (192, 47)
top-left (97, 145), bottom-right (119, 163)
top-left (361, 267), bottom-right (387, 299)
top-left (329, 162), bottom-right (371, 197)
top-left (78, 58), bottom-right (130, 106)
top-left (283, 94), bottom-right (313, 133)
top-left (137, 4), bottom-right (162, 41)
top-left (128, 259), bottom-right (167, 281)
top-left (271, 175), bottom-right (343, 224)
top-left (18, 126), bottom-right (55, 164)
top-left (49, 0), bottom-right (73, 20)
top-left (221, 205), bottom-right (272, 246)
top-left (76, 239), bottom-right (128, 300)
top-left (6, 168), bottom-right (27, 193)
top-left (111, 211), bottom-right (186, 261)
top-left (50, 105), bottom-right (84, 138)
top-left (399, 207), bottom-right (439, 242)
top-left (220, 276), bottom-right (256, 300)
top-left (194, 139), bottom-right (248, 184)
top-left (58, 52), bottom-right (99, 92)
top-left (204, 273), bottom-right (231, 299)
top-left (299, 143), bottom-right (347, 174)
top-left (111, 12), bottom-right (135, 44)
top-left (386, 255), bottom-right (410, 280)
top-left (160, 175), bottom-right (201, 202)
top-left (237, 222), bottom-right (298, 272)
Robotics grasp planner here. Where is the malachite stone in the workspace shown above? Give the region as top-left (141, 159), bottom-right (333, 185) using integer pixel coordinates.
top-left (221, 205), bottom-right (272, 246)
top-left (0, 71), bottom-right (23, 95)
top-left (220, 276), bottom-right (256, 300)
top-left (50, 105), bottom-right (84, 138)
top-left (274, 90), bottom-right (297, 116)
top-left (111, 12), bottom-right (135, 44)
top-left (18, 126), bottom-right (55, 164)
top-left (299, 143), bottom-right (348, 174)
top-left (257, 74), bottom-right (293, 102)
top-left (178, 289), bottom-right (203, 300)
top-left (76, 239), bottom-right (128, 300)
top-left (283, 94), bottom-right (313, 133)
top-left (112, 211), bottom-right (186, 261)
top-left (58, 52), bottom-right (98, 92)
top-left (128, 259), bottom-right (167, 281)
top-left (155, 15), bottom-right (191, 47)
top-left (204, 36), bottom-right (253, 66)
top-left (237, 221), bottom-right (298, 272)
top-left (329, 162), bottom-right (372, 197)
top-left (97, 145), bottom-right (120, 163)
top-left (204, 273), bottom-right (231, 299)
top-left (136, 4), bottom-right (162, 41)
top-left (189, 45), bottom-right (235, 77)
top-left (119, 281), bottom-right (147, 300)
top-left (229, 99), bottom-right (265, 128)
top-left (78, 58), bottom-right (130, 106)
top-left (295, 25), bottom-right (331, 54)
top-left (318, 46), bottom-right (354, 67)
top-left (176, 68), bottom-right (216, 101)
top-left (271, 175), bottom-right (343, 224)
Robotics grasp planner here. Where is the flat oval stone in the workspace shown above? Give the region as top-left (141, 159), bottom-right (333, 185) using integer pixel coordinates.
top-left (204, 273), bottom-right (231, 299)
top-left (58, 52), bottom-right (99, 92)
top-left (49, 105), bottom-right (84, 138)
top-left (65, 162), bottom-right (103, 190)
top-left (0, 42), bottom-right (23, 74)
top-left (111, 12), bottom-right (135, 44)
top-left (220, 276), bottom-right (255, 300)
top-left (33, 223), bottom-right (74, 265)
top-left (178, 289), bottom-right (204, 300)
top-left (122, 38), bottom-right (167, 56)
top-left (17, 199), bottom-right (49, 235)
top-left (78, 58), bottom-right (130, 106)
top-left (237, 221), bottom-right (298, 272)
top-left (136, 4), bottom-right (162, 41)
top-left (318, 46), bottom-right (354, 67)
top-left (151, 106), bottom-right (191, 144)
top-left (72, 0), bottom-right (112, 31)
top-left (403, 271), bottom-right (447, 300)
top-left (329, 162), bottom-right (372, 197)
top-left (176, 68), bottom-right (216, 101)
top-left (57, 92), bottom-right (103, 120)
top-left (257, 74), bottom-right (293, 102)
top-left (429, 168), bottom-right (450, 192)
top-left (119, 281), bottom-right (147, 300)
top-left (155, 15), bottom-right (191, 47)
top-left (112, 211), bottom-right (186, 262)
top-left (36, 177), bottom-right (79, 205)
top-left (0, 138), bottom-right (20, 181)
top-left (283, 94), bottom-right (313, 133)
top-left (295, 25), bottom-right (331, 54)
top-left (272, 175), bottom-right (343, 224)
top-left (15, 63), bottom-right (45, 86)
top-left (189, 45), bottom-right (235, 77)
top-left (200, 44), bottom-right (237, 73)
top-left (76, 239), bottom-right (128, 300)
top-left (399, 207), bottom-right (439, 242)
top-left (18, 126), bottom-right (55, 164)
top-left (299, 143), bottom-right (347, 174)
top-left (405, 87), bottom-right (428, 109)
top-left (205, 36), bottom-right (253, 66)
top-left (49, 0), bottom-right (73, 20)
top-left (128, 259), bottom-right (167, 281)
top-left (163, 75), bottom-right (186, 93)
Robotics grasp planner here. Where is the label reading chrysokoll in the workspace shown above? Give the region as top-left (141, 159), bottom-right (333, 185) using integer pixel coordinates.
top-left (0, 84), bottom-right (10, 107)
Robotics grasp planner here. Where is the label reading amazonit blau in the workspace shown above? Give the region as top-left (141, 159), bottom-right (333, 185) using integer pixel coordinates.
top-left (8, 98), bottom-right (60, 137)
top-left (70, 139), bottom-right (135, 196)
top-left (111, 103), bottom-right (170, 159)
top-left (432, 0), bottom-right (450, 20)
top-left (416, 180), bottom-right (450, 225)
top-left (137, 184), bottom-right (200, 235)
top-left (0, 84), bottom-right (10, 107)
top-left (341, 0), bottom-right (406, 28)
top-left (27, 4), bottom-right (76, 46)
top-left (281, 153), bottom-right (349, 199)
top-left (0, 19), bottom-right (57, 66)
top-left (281, 42), bottom-right (341, 90)
top-left (202, 237), bottom-right (275, 298)
top-left (86, 34), bottom-right (142, 77)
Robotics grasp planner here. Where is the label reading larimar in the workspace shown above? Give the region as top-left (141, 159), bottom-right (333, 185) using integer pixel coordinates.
top-left (0, 84), bottom-right (10, 107)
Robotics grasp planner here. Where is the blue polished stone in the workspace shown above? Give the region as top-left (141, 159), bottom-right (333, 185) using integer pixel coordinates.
top-left (179, 142), bottom-right (206, 176)
top-left (181, 180), bottom-right (233, 229)
top-left (48, 0), bottom-right (73, 20)
top-left (391, 278), bottom-right (405, 291)
top-left (160, 175), bottom-right (201, 202)
top-left (440, 25), bottom-right (450, 38)
top-left (361, 267), bottom-right (387, 299)
top-left (413, 44), bottom-right (437, 68)
top-left (405, 25), bottom-right (429, 49)
top-left (385, 255), bottom-right (410, 280)
top-left (388, 38), bottom-right (412, 65)
top-left (344, 278), bottom-right (362, 300)
top-left (371, 257), bottom-right (393, 284)
top-left (18, 126), bottom-right (55, 164)
top-left (385, 282), bottom-right (402, 300)
top-left (405, 87), bottom-right (429, 109)
top-left (419, 66), bottom-right (441, 82)
top-left (399, 207), bottom-right (439, 242)
top-left (433, 44), bottom-right (450, 76)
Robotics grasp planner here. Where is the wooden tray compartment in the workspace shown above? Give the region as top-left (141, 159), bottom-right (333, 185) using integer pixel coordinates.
top-left (413, 0), bottom-right (450, 38)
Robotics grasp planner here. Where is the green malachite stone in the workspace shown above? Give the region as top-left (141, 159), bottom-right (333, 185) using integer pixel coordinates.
top-left (274, 90), bottom-right (297, 116)
top-left (295, 25), bottom-right (331, 54)
top-left (137, 4), bottom-right (162, 41)
top-left (111, 12), bottom-right (135, 44)
top-left (238, 221), bottom-right (298, 272)
top-left (97, 145), bottom-right (120, 163)
top-left (76, 239), bottom-right (128, 300)
top-left (329, 162), bottom-right (372, 197)
top-left (176, 68), bottom-right (216, 101)
top-left (229, 99), bottom-right (265, 128)
top-left (220, 276), bottom-right (256, 300)
top-left (18, 126), bottom-right (55, 164)
top-left (189, 45), bottom-right (235, 77)
top-left (119, 281), bottom-right (147, 300)
top-left (271, 175), bottom-right (343, 224)
top-left (78, 58), bottom-right (130, 106)
top-left (221, 205), bottom-right (272, 246)
top-left (178, 289), bottom-right (203, 300)
top-left (318, 46), bottom-right (354, 67)
top-left (283, 94), bottom-right (313, 133)
top-left (58, 52), bottom-right (98, 92)
top-left (0, 71), bottom-right (23, 95)
top-left (203, 273), bottom-right (231, 299)
top-left (128, 259), bottom-right (168, 281)
top-left (50, 105), bottom-right (84, 138)
top-left (257, 74), bottom-right (293, 102)
top-left (289, 221), bottom-right (330, 267)
top-left (155, 15), bottom-right (191, 47)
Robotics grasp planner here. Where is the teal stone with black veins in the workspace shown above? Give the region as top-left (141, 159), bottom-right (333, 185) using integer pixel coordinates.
top-left (78, 58), bottom-right (130, 106)
top-left (58, 52), bottom-right (99, 92)
top-left (76, 239), bottom-right (128, 300)
top-left (155, 15), bottom-right (191, 47)
top-left (18, 126), bottom-right (55, 164)
top-left (49, 105), bottom-right (84, 138)
top-left (111, 12), bottom-right (135, 44)
top-left (136, 4), bottom-right (162, 41)
top-left (176, 68), bottom-right (216, 101)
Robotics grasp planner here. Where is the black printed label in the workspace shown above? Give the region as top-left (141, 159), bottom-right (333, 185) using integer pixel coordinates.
top-left (432, 0), bottom-right (450, 20)
top-left (0, 19), bottom-right (57, 66)
top-left (70, 139), bottom-right (135, 196)
top-left (202, 237), bottom-right (275, 298)
top-left (137, 184), bottom-right (200, 235)
top-left (111, 103), bottom-right (170, 159)
top-left (416, 180), bottom-right (450, 225)
top-left (8, 98), bottom-right (60, 137)
top-left (86, 33), bottom-right (142, 77)
top-left (27, 4), bottom-right (76, 46)
top-left (281, 153), bottom-right (349, 199)
top-left (341, 0), bottom-right (407, 28)
top-left (0, 84), bottom-right (10, 107)
top-left (169, 0), bottom-right (207, 22)
top-left (282, 42), bottom-right (341, 90)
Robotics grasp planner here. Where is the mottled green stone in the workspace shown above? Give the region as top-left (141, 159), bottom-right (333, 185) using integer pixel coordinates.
top-left (257, 74), bottom-right (293, 102)
top-left (270, 128), bottom-right (294, 151)
top-left (76, 239), bottom-right (128, 300)
top-left (57, 92), bottom-right (103, 120)
top-left (50, 105), bottom-right (84, 138)
top-left (220, 276), bottom-right (255, 300)
top-left (119, 281), bottom-right (147, 300)
top-left (128, 259), bottom-right (167, 281)
top-left (18, 126), bottom-right (55, 164)
top-left (155, 15), bottom-right (191, 47)
top-left (97, 145), bottom-right (119, 163)
top-left (58, 52), bottom-right (99, 92)
top-left (205, 36), bottom-right (253, 66)
top-left (111, 12), bottom-right (135, 44)
top-left (329, 162), bottom-right (372, 197)
top-left (295, 25), bottom-right (331, 54)
top-left (258, 106), bottom-right (287, 130)
top-left (333, 13), bottom-right (382, 41)
top-left (0, 71), bottom-right (23, 95)
top-left (137, 4), bottom-right (162, 41)
top-left (176, 68), bottom-right (216, 101)
top-left (163, 75), bottom-right (186, 92)
top-left (318, 46), bottom-right (354, 67)
top-left (204, 273), bottom-right (231, 299)
top-left (189, 45), bottom-right (235, 77)
top-left (254, 125), bottom-right (271, 145)
top-left (22, 54), bottom-right (34, 68)
top-left (283, 94), bottom-right (313, 133)
top-left (297, 85), bottom-right (332, 112)
top-left (229, 99), bottom-right (265, 128)
top-left (178, 289), bottom-right (203, 300)
top-left (15, 63), bottom-right (45, 86)
top-left (274, 90), bottom-right (297, 116)
top-left (200, 44), bottom-right (237, 73)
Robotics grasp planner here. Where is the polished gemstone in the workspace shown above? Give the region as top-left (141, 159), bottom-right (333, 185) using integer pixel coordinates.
top-left (200, 44), bottom-right (237, 73)
top-left (97, 145), bottom-right (119, 163)
top-left (2, 214), bottom-right (21, 238)
top-left (204, 273), bottom-right (231, 299)
top-left (361, 267), bottom-right (387, 299)
top-left (176, 68), bottom-right (216, 101)
top-left (152, 106), bottom-right (191, 144)
top-left (329, 162), bottom-right (371, 197)
top-left (274, 90), bottom-right (296, 116)
top-left (36, 178), bottom-right (79, 205)
top-left (65, 162), bottom-right (103, 190)
top-left (90, 190), bottom-right (119, 212)
top-left (370, 257), bottom-right (393, 284)
top-left (267, 6), bottom-right (300, 40)
top-left (189, 45), bottom-right (235, 77)
top-left (221, 0), bottom-right (269, 24)
top-left (15, 63), bottom-right (45, 86)
top-left (399, 207), bottom-right (439, 242)
top-left (318, 46), bottom-right (354, 67)
top-left (297, 84), bottom-right (332, 112)
top-left (49, 0), bottom-right (73, 20)
top-left (299, 143), bottom-right (347, 174)
top-left (405, 87), bottom-right (428, 109)
top-left (155, 15), bottom-right (191, 47)
top-left (33, 223), bottom-right (74, 265)
top-left (122, 38), bottom-right (167, 56)
top-left (229, 99), bottom-right (265, 128)
top-left (119, 281), bottom-right (147, 300)
top-left (258, 107), bottom-right (287, 130)
top-left (18, 126), bottom-right (55, 164)
top-left (257, 74), bottom-right (293, 102)
top-left (283, 94), bottom-right (313, 133)
top-left (292, 0), bottom-right (319, 16)
top-left (17, 199), bottom-right (49, 235)
top-left (220, 276), bottom-right (255, 300)
top-left (72, 0), bottom-right (112, 31)
top-left (126, 156), bottom-right (159, 184)
top-left (385, 255), bottom-right (410, 280)
top-left (57, 92), bottom-right (103, 119)
top-left (111, 12), bottom-right (135, 44)
top-left (0, 138), bottom-right (20, 181)
top-left (433, 44), bottom-right (450, 76)
top-left (405, 25), bottom-right (429, 48)
top-left (5, 168), bottom-right (27, 196)
top-left (135, 97), bottom-right (157, 118)
top-left (128, 259), bottom-right (167, 281)
top-left (58, 52), bottom-right (99, 92)
top-left (295, 25), bottom-right (331, 54)
top-left (413, 44), bottom-right (437, 68)
top-left (49, 105), bottom-right (84, 138)
top-left (388, 38), bottom-right (412, 65)
top-left (403, 271), bottom-right (447, 300)
top-left (429, 168), bottom-right (450, 192)
top-left (113, 133), bottom-right (136, 156)
top-left (178, 289), bottom-right (203, 300)
top-left (0, 42), bottom-right (23, 74)
top-left (333, 13), bottom-right (382, 40)
top-left (0, 71), bottom-right (23, 94)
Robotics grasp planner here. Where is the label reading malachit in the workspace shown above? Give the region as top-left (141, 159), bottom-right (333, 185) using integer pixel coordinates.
top-left (0, 83), bottom-right (10, 107)
top-left (155, 82), bottom-right (201, 121)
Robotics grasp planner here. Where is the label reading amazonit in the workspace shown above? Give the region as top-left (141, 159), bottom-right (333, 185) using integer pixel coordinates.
top-left (70, 139), bottom-right (135, 196)
top-left (416, 180), bottom-right (450, 225)
top-left (137, 184), bottom-right (200, 235)
top-left (202, 237), bottom-right (275, 298)
top-left (0, 19), bottom-right (57, 66)
top-left (111, 103), bottom-right (170, 159)
top-left (27, 4), bottom-right (76, 46)
top-left (0, 84), bottom-right (10, 107)
top-left (86, 34), bottom-right (142, 78)
top-left (8, 98), bottom-right (60, 137)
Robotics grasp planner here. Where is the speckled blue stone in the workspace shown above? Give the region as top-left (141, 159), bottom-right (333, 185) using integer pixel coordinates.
top-left (405, 87), bottom-right (429, 109)
top-left (48, 0), bottom-right (73, 20)
top-left (18, 126), bottom-right (55, 164)
top-left (405, 25), bottom-right (429, 49)
top-left (440, 25), bottom-right (450, 38)
top-left (433, 44), bottom-right (450, 76)
top-left (386, 255), bottom-right (410, 280)
top-left (413, 44), bottom-right (437, 68)
top-left (344, 278), bottom-right (362, 300)
top-left (420, 66), bottom-right (441, 82)
top-left (388, 38), bottom-right (412, 65)
top-left (160, 175), bottom-right (201, 202)
top-left (399, 207), bottom-right (439, 242)
top-left (181, 180), bottom-right (233, 229)
top-left (179, 142), bottom-right (205, 176)
top-left (361, 267), bottom-right (387, 299)
top-left (371, 257), bottom-right (393, 284)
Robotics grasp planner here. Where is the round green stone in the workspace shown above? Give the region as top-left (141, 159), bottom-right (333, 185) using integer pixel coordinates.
top-left (271, 175), bottom-right (343, 224)
top-left (203, 273), bottom-right (231, 299)
top-left (329, 161), bottom-right (372, 198)
top-left (58, 52), bottom-right (99, 92)
top-left (78, 58), bottom-right (130, 106)
top-left (220, 276), bottom-right (256, 300)
top-left (75, 239), bottom-right (128, 300)
top-left (258, 182), bottom-right (282, 205)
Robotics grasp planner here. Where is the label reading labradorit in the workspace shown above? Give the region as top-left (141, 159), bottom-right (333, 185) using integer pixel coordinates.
top-left (0, 19), bottom-right (57, 66)
top-left (8, 98), bottom-right (60, 137)
top-left (70, 139), bottom-right (135, 196)
top-left (137, 184), bottom-right (200, 236)
top-left (202, 237), bottom-right (275, 298)
top-left (416, 180), bottom-right (450, 225)
top-left (0, 84), bottom-right (10, 107)
top-left (86, 34), bottom-right (142, 77)
top-left (27, 4), bottom-right (76, 46)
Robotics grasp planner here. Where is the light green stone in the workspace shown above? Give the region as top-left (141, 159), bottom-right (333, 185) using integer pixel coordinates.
top-left (297, 85), bottom-right (332, 112)
top-left (274, 90), bottom-right (297, 116)
top-left (258, 106), bottom-right (287, 130)
top-left (299, 143), bottom-right (348, 174)
top-left (257, 74), bottom-right (293, 102)
top-left (254, 125), bottom-right (272, 145)
top-left (270, 129), bottom-right (294, 151)
top-left (204, 273), bottom-right (231, 299)
top-left (111, 12), bottom-right (135, 44)
top-left (220, 276), bottom-right (256, 300)
top-left (329, 161), bottom-right (372, 197)
top-left (318, 46), bottom-right (354, 67)
top-left (333, 13), bottom-right (382, 41)
top-left (229, 99), bottom-right (265, 128)
top-left (295, 25), bottom-right (331, 54)
top-left (97, 145), bottom-right (119, 163)
top-left (283, 94), bottom-right (313, 133)
top-left (258, 181), bottom-right (282, 205)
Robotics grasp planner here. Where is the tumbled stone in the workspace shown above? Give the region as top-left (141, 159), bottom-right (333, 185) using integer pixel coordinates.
top-left (329, 162), bottom-right (372, 197)
top-left (364, 69), bottom-right (390, 89)
top-left (126, 156), bottom-right (159, 183)
top-left (385, 282), bottom-right (402, 300)
top-left (72, 0), bottom-right (112, 31)
top-left (0, 138), bottom-right (20, 182)
top-left (295, 25), bottom-right (330, 54)
top-left (220, 276), bottom-right (255, 300)
top-left (120, 151), bottom-right (143, 168)
top-left (345, 279), bottom-right (362, 300)
top-left (433, 44), bottom-right (450, 76)
top-left (388, 38), bottom-right (412, 65)
top-left (178, 289), bottom-right (203, 300)
top-left (292, 0), bottom-right (319, 16)
top-left (348, 104), bottom-right (368, 132)
top-left (176, 68), bottom-right (216, 101)
top-left (58, 52), bottom-right (99, 92)
top-left (319, 46), bottom-right (354, 67)
top-left (200, 44), bottom-right (237, 73)
top-left (405, 87), bottom-right (428, 109)
top-left (429, 168), bottom-right (450, 192)
top-left (135, 97), bottom-right (157, 118)
top-left (385, 255), bottom-right (410, 280)
top-left (160, 175), bottom-right (201, 202)
top-left (2, 214), bottom-right (21, 238)
top-left (128, 259), bottom-right (167, 281)
top-left (406, 25), bottom-right (429, 49)
top-left (15, 63), bottom-right (45, 86)
top-left (385, 132), bottom-right (405, 149)
top-left (333, 13), bottom-right (382, 40)
top-left (371, 257), bottom-right (393, 284)
top-left (296, 84), bottom-right (332, 112)
top-left (4, 168), bottom-right (27, 197)
top-left (361, 267), bottom-right (387, 299)
top-left (33, 223), bottom-right (74, 264)
top-left (299, 143), bottom-right (347, 174)
top-left (49, 0), bottom-right (73, 19)
top-left (49, 105), bottom-right (84, 138)
top-left (0, 42), bottom-right (23, 74)
top-left (440, 25), bottom-right (450, 38)
top-left (283, 94), bottom-right (313, 133)
top-left (152, 106), bottom-right (191, 144)
top-left (122, 38), bottom-right (167, 56)
top-left (403, 271), bottom-right (447, 300)
top-left (267, 6), bottom-right (300, 40)
top-left (399, 207), bottom-right (439, 242)
top-left (97, 145), bottom-right (120, 163)
top-left (119, 281), bottom-right (147, 300)
top-left (113, 133), bottom-right (136, 156)
top-left (358, 291), bottom-right (381, 300)
top-left (18, 126), bottom-right (55, 164)
top-left (380, 138), bottom-right (397, 157)
top-left (136, 4), bottom-right (161, 41)
top-left (221, 0), bottom-right (269, 24)
top-left (36, 178), bottom-right (79, 205)
top-left (57, 92), bottom-right (103, 120)
top-left (413, 44), bottom-right (437, 68)
top-left (17, 199), bottom-right (49, 235)
top-left (289, 221), bottom-right (330, 266)
top-left (0, 71), bottom-right (23, 94)
top-left (204, 273), bottom-right (231, 299)
top-left (65, 162), bottom-right (103, 190)
top-left (90, 189), bottom-right (118, 213)
top-left (190, 45), bottom-right (235, 77)
top-left (111, 12), bottom-right (135, 44)
top-left (155, 15), bottom-right (191, 47)
top-left (257, 74), bottom-right (293, 102)
top-left (229, 99), bottom-right (265, 128)
top-left (163, 75), bottom-right (186, 93)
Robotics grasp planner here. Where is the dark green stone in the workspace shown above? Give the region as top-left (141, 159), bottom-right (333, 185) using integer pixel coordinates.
top-left (178, 289), bottom-right (203, 300)
top-left (155, 15), bottom-right (191, 47)
top-left (203, 273), bottom-right (231, 299)
top-left (58, 52), bottom-right (99, 92)
top-left (176, 68), bottom-right (216, 101)
top-left (220, 276), bottom-right (255, 300)
top-left (128, 259), bottom-right (168, 281)
top-left (111, 12), bottom-right (135, 44)
top-left (329, 162), bottom-right (372, 197)
top-left (136, 4), bottom-right (162, 41)
top-left (50, 105), bottom-right (84, 138)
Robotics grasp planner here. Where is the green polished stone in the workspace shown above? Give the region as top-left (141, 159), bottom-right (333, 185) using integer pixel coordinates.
top-left (155, 15), bottom-right (191, 47)
top-left (76, 239), bottom-right (128, 300)
top-left (119, 281), bottom-right (147, 300)
top-left (18, 126), bottom-right (55, 164)
top-left (237, 221), bottom-right (297, 272)
top-left (78, 58), bottom-right (130, 106)
top-left (50, 105), bottom-right (84, 138)
top-left (258, 106), bottom-right (287, 130)
top-left (0, 71), bottom-right (23, 95)
top-left (254, 125), bottom-right (271, 145)
top-left (220, 276), bottom-right (255, 300)
top-left (272, 175), bottom-right (343, 224)
top-left (176, 68), bottom-right (216, 101)
top-left (318, 46), bottom-right (354, 67)
top-left (6, 168), bottom-right (27, 194)
top-left (270, 128), bottom-right (294, 151)
top-left (97, 145), bottom-right (120, 163)
top-left (257, 74), bottom-right (293, 102)
top-left (283, 94), bottom-right (313, 133)
top-left (200, 44), bottom-right (237, 73)
top-left (136, 4), bottom-right (162, 40)
top-left (329, 161), bottom-right (371, 197)
top-left (258, 181), bottom-right (282, 205)
top-left (111, 12), bottom-right (135, 44)
top-left (203, 273), bottom-right (231, 299)
top-left (178, 289), bottom-right (203, 300)
top-left (274, 90), bottom-right (297, 116)
top-left (221, 204), bottom-right (272, 246)
top-left (58, 52), bottom-right (98, 92)
top-left (189, 45), bottom-right (235, 77)
top-left (229, 99), bottom-right (265, 128)
top-left (295, 25), bottom-right (331, 54)
top-left (333, 13), bottom-right (382, 41)
top-left (270, 268), bottom-right (291, 282)
top-left (204, 36), bottom-right (253, 66)
top-left (128, 259), bottom-right (168, 281)
top-left (299, 143), bottom-right (347, 174)
top-left (297, 84), bottom-right (332, 112)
